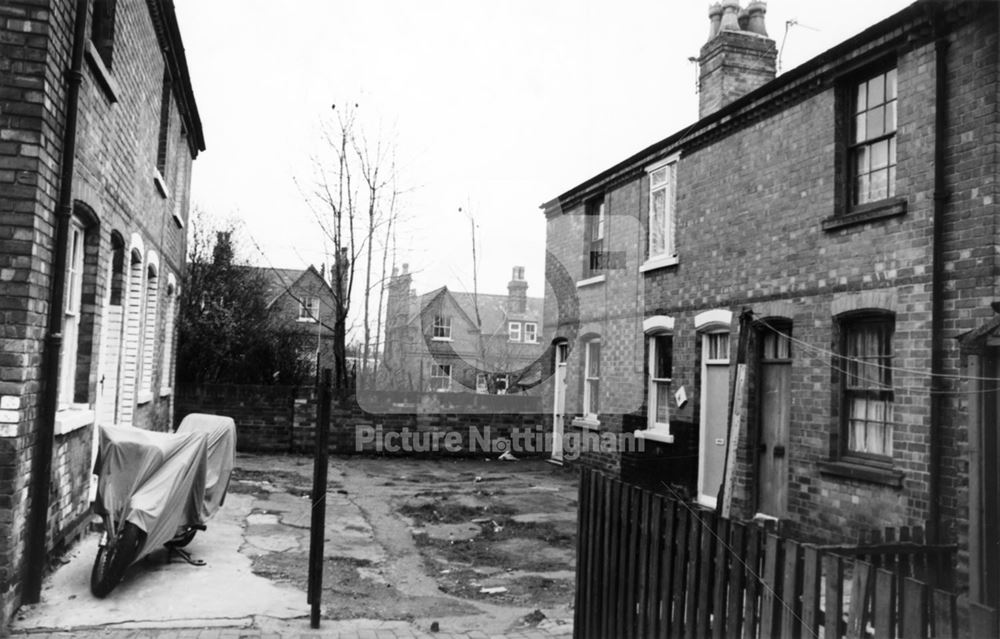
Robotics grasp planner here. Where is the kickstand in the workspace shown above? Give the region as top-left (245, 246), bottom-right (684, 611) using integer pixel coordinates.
top-left (168, 546), bottom-right (207, 566)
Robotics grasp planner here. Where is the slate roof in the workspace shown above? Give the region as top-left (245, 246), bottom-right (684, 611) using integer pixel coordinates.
top-left (405, 287), bottom-right (544, 337)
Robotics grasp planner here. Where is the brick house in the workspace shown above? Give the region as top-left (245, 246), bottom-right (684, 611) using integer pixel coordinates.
top-left (0, 0), bottom-right (203, 626)
top-left (542, 0), bottom-right (1000, 607)
top-left (256, 264), bottom-right (338, 379)
top-left (383, 265), bottom-right (545, 394)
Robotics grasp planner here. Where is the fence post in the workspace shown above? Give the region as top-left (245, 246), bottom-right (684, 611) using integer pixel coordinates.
top-left (573, 468), bottom-right (589, 639)
top-left (307, 369), bottom-right (331, 629)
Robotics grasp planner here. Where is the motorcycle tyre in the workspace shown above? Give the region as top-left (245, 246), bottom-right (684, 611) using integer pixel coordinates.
top-left (90, 521), bottom-right (144, 598)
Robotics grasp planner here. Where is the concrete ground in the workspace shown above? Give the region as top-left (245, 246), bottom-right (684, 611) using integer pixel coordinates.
top-left (10, 454), bottom-right (578, 639)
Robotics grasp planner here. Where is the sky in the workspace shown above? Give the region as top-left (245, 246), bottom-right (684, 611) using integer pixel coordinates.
top-left (172, 0), bottom-right (913, 300)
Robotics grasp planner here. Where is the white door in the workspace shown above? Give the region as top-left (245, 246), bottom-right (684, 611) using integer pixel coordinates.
top-left (551, 342), bottom-right (568, 462)
top-left (698, 331), bottom-right (731, 508)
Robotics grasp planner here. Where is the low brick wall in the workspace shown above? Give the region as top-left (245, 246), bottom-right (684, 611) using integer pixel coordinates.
top-left (177, 384), bottom-right (547, 457)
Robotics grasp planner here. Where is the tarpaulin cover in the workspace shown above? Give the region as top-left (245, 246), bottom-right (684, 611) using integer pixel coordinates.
top-left (93, 416), bottom-right (236, 564)
top-left (176, 413), bottom-right (236, 523)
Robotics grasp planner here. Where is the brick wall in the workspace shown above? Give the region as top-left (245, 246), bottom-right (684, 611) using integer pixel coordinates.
top-left (0, 0), bottom-right (201, 628)
top-left (540, 1), bottom-right (999, 580)
top-left (176, 384), bottom-right (546, 458)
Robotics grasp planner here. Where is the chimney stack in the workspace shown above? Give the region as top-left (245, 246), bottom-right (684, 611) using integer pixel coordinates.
top-left (507, 266), bottom-right (527, 315)
top-left (697, 0), bottom-right (777, 119)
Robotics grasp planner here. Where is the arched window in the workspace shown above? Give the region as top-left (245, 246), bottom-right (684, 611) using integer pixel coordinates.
top-left (581, 337), bottom-right (601, 419)
top-left (59, 216), bottom-right (87, 407)
top-left (639, 316), bottom-right (675, 442)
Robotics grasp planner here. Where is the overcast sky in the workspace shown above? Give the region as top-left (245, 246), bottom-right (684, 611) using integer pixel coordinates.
top-left (173, 0), bottom-right (912, 299)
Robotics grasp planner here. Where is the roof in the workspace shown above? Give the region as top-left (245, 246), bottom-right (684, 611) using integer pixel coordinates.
top-left (405, 287), bottom-right (544, 337)
top-left (541, 0), bottom-right (945, 214)
top-left (147, 0), bottom-right (206, 156)
top-left (247, 265), bottom-right (334, 308)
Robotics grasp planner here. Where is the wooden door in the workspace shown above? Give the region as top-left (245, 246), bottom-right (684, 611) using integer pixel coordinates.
top-left (698, 331), bottom-right (730, 508)
top-left (551, 342), bottom-right (568, 462)
top-left (757, 328), bottom-right (791, 518)
top-left (982, 349), bottom-right (1000, 611)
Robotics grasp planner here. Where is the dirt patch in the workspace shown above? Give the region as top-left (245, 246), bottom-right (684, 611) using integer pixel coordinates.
top-left (251, 552), bottom-right (479, 621)
top-left (399, 500), bottom-right (515, 525)
top-left (436, 568), bottom-right (575, 606)
top-left (415, 519), bottom-right (574, 573)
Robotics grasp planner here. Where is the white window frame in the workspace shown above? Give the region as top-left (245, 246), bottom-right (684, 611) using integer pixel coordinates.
top-left (524, 322), bottom-right (538, 343)
top-left (432, 316), bottom-right (452, 341)
top-left (495, 374), bottom-right (510, 395)
top-left (59, 217), bottom-right (86, 408)
top-left (508, 321), bottom-right (521, 342)
top-left (641, 153), bottom-right (680, 272)
top-left (298, 296), bottom-right (320, 322)
top-left (583, 339), bottom-right (601, 420)
top-left (430, 363), bottom-right (452, 391)
top-left (475, 373), bottom-right (487, 394)
top-left (636, 316), bottom-right (675, 444)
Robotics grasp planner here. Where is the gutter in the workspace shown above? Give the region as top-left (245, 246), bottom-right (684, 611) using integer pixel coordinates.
top-left (928, 15), bottom-right (949, 545)
top-left (23, 0), bottom-right (90, 603)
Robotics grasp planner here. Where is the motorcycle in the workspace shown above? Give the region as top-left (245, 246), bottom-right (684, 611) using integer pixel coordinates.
top-left (90, 413), bottom-right (236, 597)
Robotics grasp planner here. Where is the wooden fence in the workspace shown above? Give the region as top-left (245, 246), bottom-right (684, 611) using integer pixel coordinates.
top-left (574, 468), bottom-right (996, 639)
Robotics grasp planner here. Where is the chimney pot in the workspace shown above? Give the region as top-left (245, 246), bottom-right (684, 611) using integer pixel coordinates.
top-left (708, 3), bottom-right (723, 39)
top-left (719, 0), bottom-right (741, 31)
top-left (746, 1), bottom-right (768, 36)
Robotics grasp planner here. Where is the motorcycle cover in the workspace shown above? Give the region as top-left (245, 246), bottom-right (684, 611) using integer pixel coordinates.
top-left (175, 413), bottom-right (237, 523)
top-left (93, 416), bottom-right (236, 564)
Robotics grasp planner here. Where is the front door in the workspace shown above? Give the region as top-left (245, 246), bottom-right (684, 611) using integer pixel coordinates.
top-left (757, 327), bottom-right (791, 518)
top-left (551, 342), bottom-right (568, 462)
top-left (698, 331), bottom-right (730, 508)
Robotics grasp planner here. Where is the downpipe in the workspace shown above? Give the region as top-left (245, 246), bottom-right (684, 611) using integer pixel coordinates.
top-left (927, 23), bottom-right (949, 545)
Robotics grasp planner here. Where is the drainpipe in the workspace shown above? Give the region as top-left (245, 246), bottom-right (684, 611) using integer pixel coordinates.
top-left (23, 0), bottom-right (90, 603)
top-left (928, 20), bottom-right (949, 546)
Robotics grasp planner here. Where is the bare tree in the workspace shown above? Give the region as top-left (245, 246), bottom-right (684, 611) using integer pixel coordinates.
top-left (300, 105), bottom-right (400, 392)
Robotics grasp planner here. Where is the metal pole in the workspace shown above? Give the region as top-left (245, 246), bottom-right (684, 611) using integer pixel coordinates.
top-left (307, 368), bottom-right (331, 628)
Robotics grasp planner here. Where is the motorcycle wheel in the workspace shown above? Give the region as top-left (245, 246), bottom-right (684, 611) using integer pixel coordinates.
top-left (90, 521), bottom-right (144, 598)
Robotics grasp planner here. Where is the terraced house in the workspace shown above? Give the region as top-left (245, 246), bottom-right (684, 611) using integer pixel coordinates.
top-left (542, 0), bottom-right (1000, 611)
top-left (0, 0), bottom-right (203, 627)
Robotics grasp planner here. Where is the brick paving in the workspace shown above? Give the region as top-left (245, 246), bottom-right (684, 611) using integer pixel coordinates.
top-left (8, 619), bottom-right (573, 639)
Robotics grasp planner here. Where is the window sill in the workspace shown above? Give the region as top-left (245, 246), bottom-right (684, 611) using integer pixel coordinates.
top-left (137, 391), bottom-right (154, 406)
top-left (154, 169), bottom-right (170, 199)
top-left (430, 337), bottom-right (453, 342)
top-left (639, 255), bottom-right (679, 273)
top-left (571, 417), bottom-right (601, 430)
top-left (159, 387), bottom-right (172, 398)
top-left (822, 197), bottom-right (907, 231)
top-left (634, 429), bottom-right (674, 444)
top-left (84, 41), bottom-right (119, 103)
top-left (576, 274), bottom-right (606, 289)
top-left (296, 318), bottom-right (318, 323)
top-left (818, 459), bottom-right (904, 488)
top-left (55, 405), bottom-right (95, 436)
